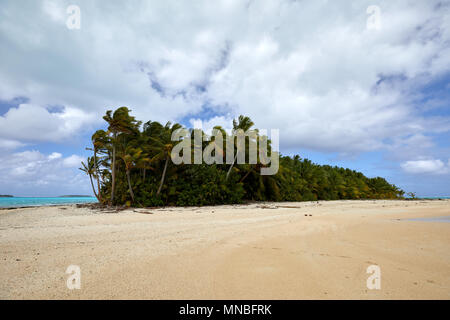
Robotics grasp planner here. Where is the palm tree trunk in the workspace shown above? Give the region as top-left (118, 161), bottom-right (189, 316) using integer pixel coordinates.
top-left (93, 149), bottom-right (102, 203)
top-left (239, 169), bottom-right (252, 183)
top-left (126, 170), bottom-right (135, 202)
top-left (89, 173), bottom-right (100, 201)
top-left (110, 133), bottom-right (116, 205)
top-left (226, 152), bottom-right (238, 180)
top-left (157, 157), bottom-right (169, 196)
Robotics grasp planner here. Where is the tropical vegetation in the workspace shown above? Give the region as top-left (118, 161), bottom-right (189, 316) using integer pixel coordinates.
top-left (80, 107), bottom-right (405, 207)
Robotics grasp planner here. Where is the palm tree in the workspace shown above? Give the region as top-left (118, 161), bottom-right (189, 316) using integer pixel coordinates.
top-left (149, 121), bottom-right (182, 196)
top-left (103, 107), bottom-right (140, 205)
top-left (90, 129), bottom-right (109, 203)
top-left (226, 115), bottom-right (254, 180)
top-left (136, 137), bottom-right (154, 181)
top-left (79, 157), bottom-right (100, 201)
top-left (86, 107), bottom-right (405, 206)
top-left (203, 126), bottom-right (225, 164)
top-left (118, 144), bottom-right (145, 203)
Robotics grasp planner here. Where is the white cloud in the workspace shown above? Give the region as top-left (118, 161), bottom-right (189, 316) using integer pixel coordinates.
top-left (0, 0), bottom-right (448, 158)
top-left (63, 154), bottom-right (85, 167)
top-left (0, 104), bottom-right (97, 142)
top-left (189, 115), bottom-right (234, 134)
top-left (48, 152), bottom-right (62, 160)
top-left (42, 0), bottom-right (65, 23)
top-left (0, 138), bottom-right (25, 150)
top-left (401, 159), bottom-right (450, 175)
top-left (0, 150), bottom-right (90, 196)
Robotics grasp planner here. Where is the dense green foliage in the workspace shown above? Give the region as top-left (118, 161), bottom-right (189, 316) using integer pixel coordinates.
top-left (81, 107), bottom-right (404, 207)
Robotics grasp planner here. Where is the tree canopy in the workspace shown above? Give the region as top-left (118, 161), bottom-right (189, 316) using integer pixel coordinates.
top-left (81, 107), bottom-right (405, 207)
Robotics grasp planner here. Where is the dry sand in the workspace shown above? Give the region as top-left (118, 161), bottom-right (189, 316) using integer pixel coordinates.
top-left (0, 199), bottom-right (449, 299)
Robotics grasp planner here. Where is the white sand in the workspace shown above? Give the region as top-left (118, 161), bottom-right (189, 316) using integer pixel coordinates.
top-left (1, 199), bottom-right (449, 299)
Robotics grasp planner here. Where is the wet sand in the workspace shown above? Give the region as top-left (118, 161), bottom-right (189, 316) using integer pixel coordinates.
top-left (1, 199), bottom-right (449, 299)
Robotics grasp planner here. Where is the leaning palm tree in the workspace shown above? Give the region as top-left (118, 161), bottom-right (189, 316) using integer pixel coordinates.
top-left (79, 157), bottom-right (100, 201)
top-left (149, 121), bottom-right (182, 196)
top-left (118, 145), bottom-right (146, 203)
top-left (202, 126), bottom-right (226, 164)
top-left (102, 107), bottom-right (140, 205)
top-left (226, 115), bottom-right (255, 180)
top-left (90, 129), bottom-right (109, 203)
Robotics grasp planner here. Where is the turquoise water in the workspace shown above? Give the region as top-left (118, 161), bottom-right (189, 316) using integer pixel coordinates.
top-left (0, 197), bottom-right (97, 208)
top-left (420, 196), bottom-right (450, 199)
top-left (406, 216), bottom-right (450, 223)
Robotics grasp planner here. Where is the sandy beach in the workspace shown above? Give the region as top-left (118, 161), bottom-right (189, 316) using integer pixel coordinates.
top-left (1, 199), bottom-right (449, 299)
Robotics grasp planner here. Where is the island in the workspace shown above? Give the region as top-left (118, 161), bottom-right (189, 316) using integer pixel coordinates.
top-left (0, 195), bottom-right (13, 197)
top-left (58, 195), bottom-right (93, 198)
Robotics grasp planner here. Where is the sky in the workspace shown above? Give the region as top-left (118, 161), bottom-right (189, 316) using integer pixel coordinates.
top-left (0, 0), bottom-right (449, 197)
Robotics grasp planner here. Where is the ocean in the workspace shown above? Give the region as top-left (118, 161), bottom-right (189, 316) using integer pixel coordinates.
top-left (0, 197), bottom-right (98, 208)
top-left (420, 196), bottom-right (450, 199)
top-left (0, 196), bottom-right (448, 209)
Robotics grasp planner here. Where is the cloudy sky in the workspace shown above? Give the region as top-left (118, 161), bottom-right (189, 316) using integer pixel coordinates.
top-left (0, 0), bottom-right (449, 196)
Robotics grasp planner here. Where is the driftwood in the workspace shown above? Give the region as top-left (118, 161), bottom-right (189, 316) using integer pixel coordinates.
top-left (75, 203), bottom-right (128, 213)
top-left (257, 205), bottom-right (278, 209)
top-left (133, 210), bottom-right (154, 215)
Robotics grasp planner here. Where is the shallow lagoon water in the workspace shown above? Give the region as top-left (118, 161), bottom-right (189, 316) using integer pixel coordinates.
top-left (0, 197), bottom-right (97, 208)
top-left (406, 216), bottom-right (450, 223)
